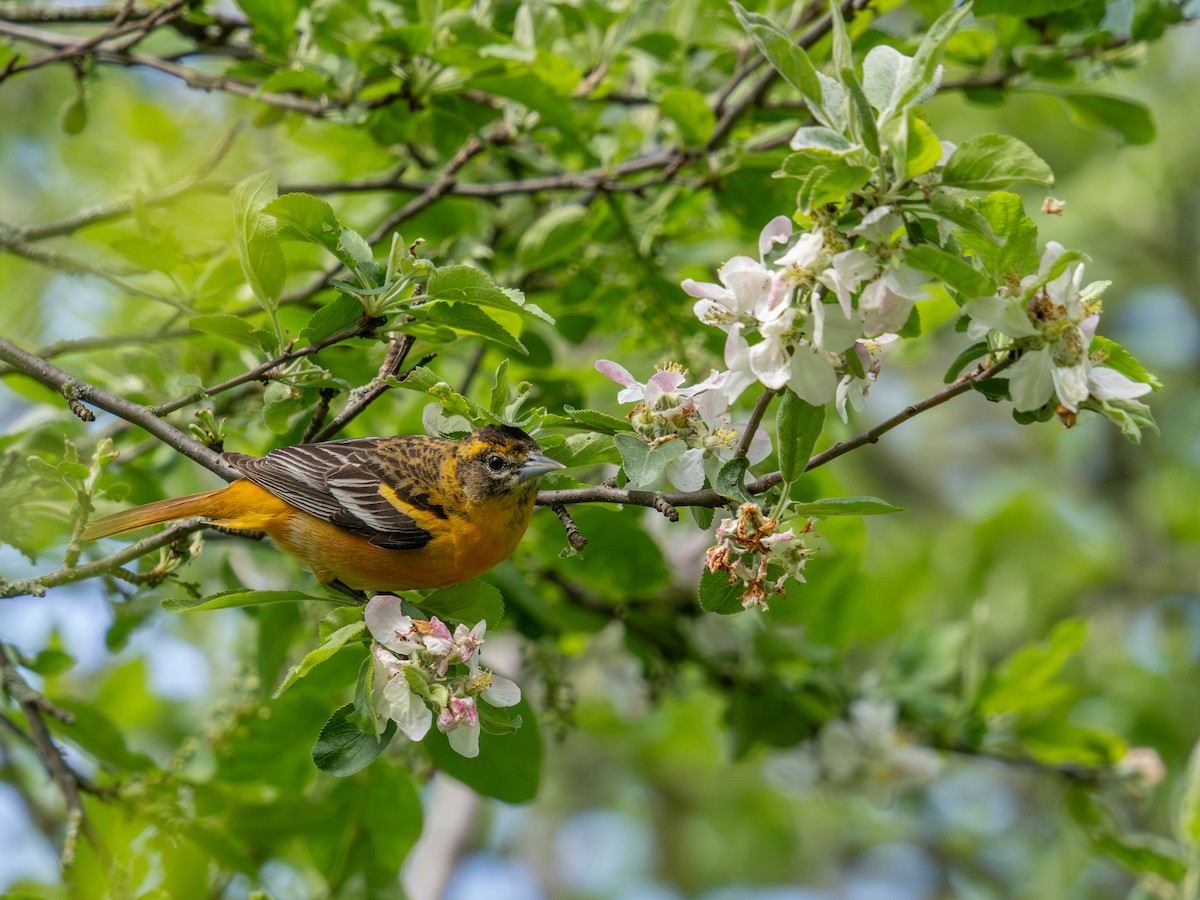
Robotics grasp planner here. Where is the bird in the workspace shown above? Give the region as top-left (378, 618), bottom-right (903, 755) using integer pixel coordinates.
top-left (81, 424), bottom-right (565, 595)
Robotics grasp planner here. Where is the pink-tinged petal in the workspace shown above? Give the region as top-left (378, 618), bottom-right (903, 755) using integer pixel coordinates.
top-left (595, 359), bottom-right (638, 387)
top-left (681, 278), bottom-right (730, 301)
top-left (648, 369), bottom-right (685, 396)
top-left (759, 216), bottom-right (794, 257)
top-left (482, 674), bottom-right (521, 708)
top-left (365, 595), bottom-right (413, 650)
top-left (724, 323), bottom-right (751, 369)
top-left (447, 722), bottom-right (481, 758)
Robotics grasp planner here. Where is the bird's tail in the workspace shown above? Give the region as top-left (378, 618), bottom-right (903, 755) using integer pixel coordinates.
top-left (81, 487), bottom-right (230, 540)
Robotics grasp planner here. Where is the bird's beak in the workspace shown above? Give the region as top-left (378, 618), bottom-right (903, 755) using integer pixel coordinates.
top-left (519, 451), bottom-right (566, 481)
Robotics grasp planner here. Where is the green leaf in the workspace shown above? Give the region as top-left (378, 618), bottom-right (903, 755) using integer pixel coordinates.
top-left (698, 566), bottom-right (745, 615)
top-left (1179, 737), bottom-right (1200, 851)
top-left (660, 87), bottom-right (717, 147)
top-left (274, 621), bottom-right (368, 697)
top-left (975, 0), bottom-right (1094, 14)
top-left (469, 70), bottom-right (581, 139)
top-left (560, 406), bottom-right (635, 434)
top-left (894, 2), bottom-right (972, 116)
top-left (421, 303), bottom-right (527, 354)
top-left (162, 589), bottom-right (352, 614)
top-left (942, 134), bottom-right (1054, 189)
top-left (516, 205), bottom-right (590, 270)
top-left (730, 2), bottom-right (823, 114)
top-left (956, 191), bottom-right (1039, 282)
top-left (786, 126), bottom-right (855, 155)
top-left (231, 172), bottom-right (286, 312)
top-left (262, 380), bottom-right (302, 434)
top-left (189, 315), bottom-right (275, 353)
top-left (1060, 92), bottom-right (1156, 145)
top-left (489, 359), bottom-right (510, 415)
top-left (300, 293), bottom-right (364, 345)
top-left (978, 618), bottom-right (1086, 715)
top-left (264, 193), bottom-right (341, 255)
top-left (426, 264), bottom-right (553, 323)
top-left (48, 699), bottom-right (157, 772)
top-left (613, 434), bottom-right (686, 487)
top-left (311, 703), bottom-right (396, 777)
top-left (59, 93), bottom-right (88, 135)
top-left (423, 696), bottom-right (541, 802)
top-left (1090, 336), bottom-right (1161, 390)
top-left (798, 162), bottom-right (873, 211)
top-left (905, 110), bottom-right (943, 178)
top-left (715, 457), bottom-right (755, 504)
top-left (416, 579), bottom-right (505, 627)
top-left (943, 342), bottom-right (993, 382)
top-left (555, 431), bottom-right (621, 467)
top-left (904, 245), bottom-right (996, 297)
top-left (776, 388), bottom-right (825, 482)
top-left (791, 496), bottom-right (903, 516)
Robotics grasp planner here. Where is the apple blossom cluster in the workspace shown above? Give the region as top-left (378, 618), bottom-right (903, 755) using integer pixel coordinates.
top-left (594, 360), bottom-right (770, 491)
top-left (963, 242), bottom-right (1153, 431)
top-left (705, 502), bottom-right (816, 610)
top-left (682, 214), bottom-right (907, 422)
top-left (364, 594), bottom-right (520, 758)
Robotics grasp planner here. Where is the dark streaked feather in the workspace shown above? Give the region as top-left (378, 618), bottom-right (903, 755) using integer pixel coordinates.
top-left (223, 438), bottom-right (439, 550)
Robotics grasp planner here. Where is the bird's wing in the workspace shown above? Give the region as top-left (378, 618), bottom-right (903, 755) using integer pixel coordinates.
top-left (223, 439), bottom-right (440, 550)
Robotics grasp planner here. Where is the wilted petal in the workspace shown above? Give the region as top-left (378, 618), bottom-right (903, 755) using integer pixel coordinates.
top-left (1008, 347), bottom-right (1055, 411)
top-left (482, 674), bottom-right (521, 708)
top-left (1052, 361), bottom-right (1090, 413)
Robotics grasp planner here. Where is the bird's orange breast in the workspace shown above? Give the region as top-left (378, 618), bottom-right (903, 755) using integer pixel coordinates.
top-left (208, 480), bottom-right (535, 592)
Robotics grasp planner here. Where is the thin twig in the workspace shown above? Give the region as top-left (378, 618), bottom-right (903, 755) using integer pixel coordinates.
top-left (301, 388), bottom-right (338, 443)
top-left (733, 389), bottom-right (775, 460)
top-left (0, 646), bottom-right (116, 883)
top-left (147, 315), bottom-right (381, 417)
top-left (550, 504), bottom-right (588, 552)
top-left (0, 336), bottom-right (236, 479)
top-left (310, 336), bottom-right (419, 442)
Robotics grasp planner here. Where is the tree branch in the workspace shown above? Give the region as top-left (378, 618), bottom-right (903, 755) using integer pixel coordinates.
top-left (0, 336), bottom-right (236, 479)
top-left (0, 522), bottom-right (205, 600)
top-left (310, 335), bottom-right (426, 442)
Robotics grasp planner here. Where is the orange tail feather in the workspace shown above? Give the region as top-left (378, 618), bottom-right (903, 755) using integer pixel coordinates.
top-left (81, 487), bottom-right (230, 540)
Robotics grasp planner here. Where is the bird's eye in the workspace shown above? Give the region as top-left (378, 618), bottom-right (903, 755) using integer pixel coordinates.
top-left (485, 454), bottom-right (506, 473)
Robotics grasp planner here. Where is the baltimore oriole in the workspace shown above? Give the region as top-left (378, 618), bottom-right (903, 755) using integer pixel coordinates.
top-left (82, 424), bottom-right (565, 593)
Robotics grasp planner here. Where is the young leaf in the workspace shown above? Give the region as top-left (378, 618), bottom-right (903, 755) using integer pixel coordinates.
top-left (1090, 336), bottom-right (1161, 389)
top-left (416, 580), bottom-right (505, 627)
top-left (300, 293), bottom-right (365, 345)
top-left (312, 702), bottom-right (397, 777)
top-left (941, 134), bottom-right (1055, 190)
top-left (264, 193), bottom-right (341, 255)
top-left (660, 87), bottom-right (717, 147)
top-left (516, 205), bottom-right (590, 270)
top-left (1061, 92), bottom-right (1156, 145)
top-left (274, 621), bottom-right (368, 697)
top-left (189, 315), bottom-right (276, 353)
top-left (790, 496), bottom-right (904, 516)
top-left (162, 589), bottom-right (354, 614)
top-left (776, 388), bottom-right (825, 482)
top-left (613, 434), bottom-right (686, 487)
top-left (904, 245), bottom-right (996, 298)
top-left (730, 2), bottom-right (823, 114)
top-left (715, 457), bottom-right (755, 505)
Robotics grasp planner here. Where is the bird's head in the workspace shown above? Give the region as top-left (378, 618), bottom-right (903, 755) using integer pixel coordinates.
top-left (454, 424), bottom-right (565, 503)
